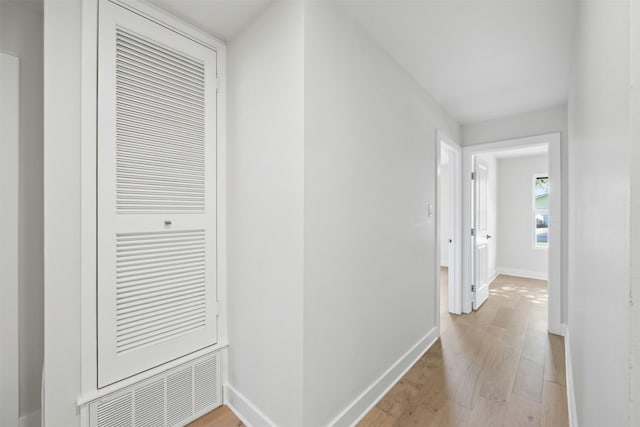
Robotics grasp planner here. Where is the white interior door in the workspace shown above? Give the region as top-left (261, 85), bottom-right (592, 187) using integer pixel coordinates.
top-left (442, 148), bottom-right (456, 314)
top-left (447, 200), bottom-right (455, 314)
top-left (98, 1), bottom-right (218, 387)
top-left (473, 157), bottom-right (490, 309)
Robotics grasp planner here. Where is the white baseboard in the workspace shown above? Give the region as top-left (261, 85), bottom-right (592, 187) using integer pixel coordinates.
top-left (488, 270), bottom-right (499, 286)
top-left (329, 326), bottom-right (440, 427)
top-left (564, 325), bottom-right (578, 427)
top-left (548, 322), bottom-right (566, 337)
top-left (225, 328), bottom-right (439, 427)
top-left (224, 383), bottom-right (276, 427)
top-left (496, 267), bottom-right (548, 281)
top-left (19, 410), bottom-right (41, 427)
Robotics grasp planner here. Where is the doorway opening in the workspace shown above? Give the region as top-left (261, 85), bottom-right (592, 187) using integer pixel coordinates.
top-left (462, 133), bottom-right (562, 335)
top-left (436, 132), bottom-right (462, 333)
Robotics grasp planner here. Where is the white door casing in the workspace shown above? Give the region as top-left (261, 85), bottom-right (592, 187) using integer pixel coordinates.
top-left (461, 134), bottom-right (562, 333)
top-left (473, 157), bottom-right (490, 309)
top-left (98, 1), bottom-right (218, 387)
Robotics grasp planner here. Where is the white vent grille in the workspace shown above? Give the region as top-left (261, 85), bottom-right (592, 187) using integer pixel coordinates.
top-left (116, 229), bottom-right (207, 354)
top-left (97, 392), bottom-right (133, 427)
top-left (194, 357), bottom-right (218, 412)
top-left (115, 28), bottom-right (205, 214)
top-left (89, 352), bottom-right (222, 427)
top-left (133, 380), bottom-right (165, 427)
top-left (167, 368), bottom-right (194, 425)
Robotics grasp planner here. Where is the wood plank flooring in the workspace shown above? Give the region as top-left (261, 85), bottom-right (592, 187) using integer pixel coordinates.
top-left (358, 270), bottom-right (568, 427)
top-left (187, 405), bottom-right (244, 427)
top-left (191, 271), bottom-right (568, 427)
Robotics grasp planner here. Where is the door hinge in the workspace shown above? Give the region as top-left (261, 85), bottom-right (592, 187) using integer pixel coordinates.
top-left (216, 76), bottom-right (220, 92)
top-left (471, 228), bottom-right (476, 237)
top-left (471, 285), bottom-right (476, 292)
top-left (471, 171), bottom-right (476, 180)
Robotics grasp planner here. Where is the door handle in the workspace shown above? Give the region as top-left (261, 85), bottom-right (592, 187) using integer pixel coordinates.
top-left (487, 234), bottom-right (492, 239)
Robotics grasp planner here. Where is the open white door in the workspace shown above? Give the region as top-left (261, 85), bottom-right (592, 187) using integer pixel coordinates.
top-left (472, 157), bottom-right (491, 309)
top-left (439, 139), bottom-right (462, 315)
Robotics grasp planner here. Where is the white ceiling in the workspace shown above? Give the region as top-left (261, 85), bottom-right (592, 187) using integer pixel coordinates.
top-left (149, 0), bottom-right (271, 41)
top-left (339, 1), bottom-right (575, 124)
top-left (149, 0), bottom-right (574, 125)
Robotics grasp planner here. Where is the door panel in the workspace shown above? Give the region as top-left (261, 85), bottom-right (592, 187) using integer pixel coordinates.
top-left (473, 158), bottom-right (490, 309)
top-left (98, 1), bottom-right (218, 387)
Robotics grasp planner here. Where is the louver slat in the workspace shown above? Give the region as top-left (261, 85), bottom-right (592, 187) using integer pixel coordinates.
top-left (134, 381), bottom-right (165, 427)
top-left (167, 368), bottom-right (194, 426)
top-left (97, 393), bottom-right (133, 427)
top-left (115, 28), bottom-right (205, 214)
top-left (194, 357), bottom-right (218, 412)
top-left (115, 230), bottom-right (206, 353)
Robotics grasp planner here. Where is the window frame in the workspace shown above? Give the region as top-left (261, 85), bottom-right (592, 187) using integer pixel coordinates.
top-left (532, 174), bottom-right (549, 250)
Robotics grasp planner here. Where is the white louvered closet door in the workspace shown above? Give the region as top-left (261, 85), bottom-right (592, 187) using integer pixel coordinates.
top-left (98, 1), bottom-right (218, 387)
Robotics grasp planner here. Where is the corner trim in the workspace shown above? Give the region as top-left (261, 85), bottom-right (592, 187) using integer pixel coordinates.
top-left (224, 384), bottom-right (277, 427)
top-left (329, 326), bottom-right (440, 427)
top-left (488, 270), bottom-right (499, 286)
top-left (564, 325), bottom-right (578, 427)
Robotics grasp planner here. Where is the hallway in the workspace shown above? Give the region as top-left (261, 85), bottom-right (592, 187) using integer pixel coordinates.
top-left (358, 273), bottom-right (568, 427)
top-left (191, 273), bottom-right (569, 427)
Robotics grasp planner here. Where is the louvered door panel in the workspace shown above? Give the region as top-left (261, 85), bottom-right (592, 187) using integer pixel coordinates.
top-left (116, 28), bottom-right (206, 214)
top-left (115, 230), bottom-right (207, 353)
top-left (98, 1), bottom-right (218, 387)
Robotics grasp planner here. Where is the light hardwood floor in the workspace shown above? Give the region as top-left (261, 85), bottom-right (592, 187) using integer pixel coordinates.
top-left (359, 270), bottom-right (568, 427)
top-left (191, 270), bottom-right (568, 427)
top-left (187, 405), bottom-right (244, 427)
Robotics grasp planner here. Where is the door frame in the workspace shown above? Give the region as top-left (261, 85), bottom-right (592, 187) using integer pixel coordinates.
top-left (435, 131), bottom-right (462, 319)
top-left (462, 133), bottom-right (562, 335)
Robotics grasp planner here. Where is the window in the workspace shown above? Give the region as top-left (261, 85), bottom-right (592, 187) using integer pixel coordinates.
top-left (534, 176), bottom-right (549, 248)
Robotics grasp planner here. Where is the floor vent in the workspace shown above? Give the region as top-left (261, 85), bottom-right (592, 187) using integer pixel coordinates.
top-left (89, 352), bottom-right (221, 427)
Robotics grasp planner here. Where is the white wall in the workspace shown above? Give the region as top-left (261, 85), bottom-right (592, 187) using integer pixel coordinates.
top-left (0, 52), bottom-right (20, 427)
top-left (567, 1), bottom-right (631, 426)
top-left (0, 0), bottom-right (44, 422)
top-left (43, 1), bottom-right (83, 425)
top-left (303, 2), bottom-right (459, 425)
top-left (227, 2), bottom-right (304, 426)
top-left (440, 155), bottom-right (450, 266)
top-left (462, 105), bottom-right (568, 322)
top-left (496, 155), bottom-right (548, 278)
top-left (631, 0), bottom-right (640, 423)
top-left (462, 105), bottom-right (568, 147)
